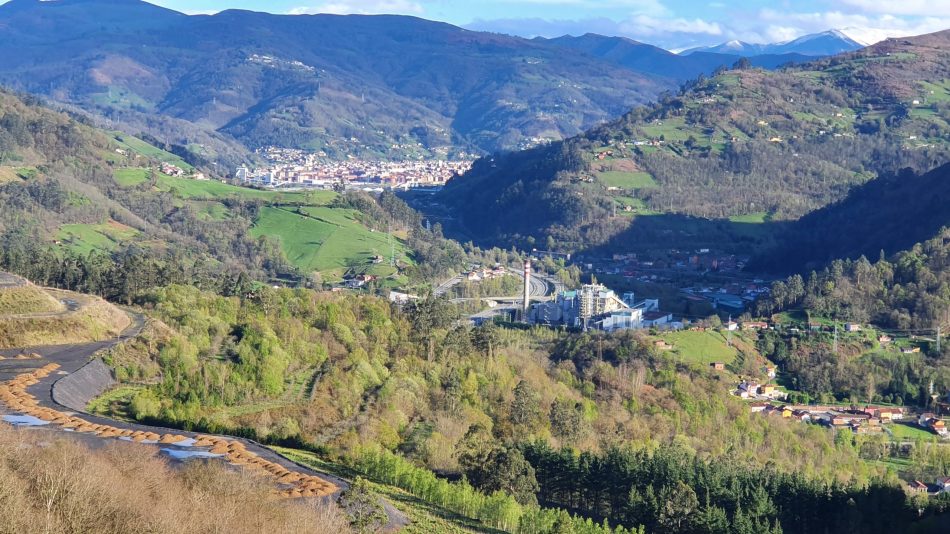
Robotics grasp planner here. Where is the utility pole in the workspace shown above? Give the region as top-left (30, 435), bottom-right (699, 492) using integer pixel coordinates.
top-left (522, 260), bottom-right (532, 323)
top-left (388, 220), bottom-right (395, 268)
top-left (833, 322), bottom-right (839, 354)
top-left (937, 325), bottom-right (941, 354)
top-left (726, 315), bottom-right (732, 347)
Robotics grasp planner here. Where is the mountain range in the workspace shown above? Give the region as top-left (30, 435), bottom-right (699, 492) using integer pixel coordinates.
top-left (0, 0), bottom-right (873, 169)
top-left (0, 0), bottom-right (669, 164)
top-left (680, 29), bottom-right (870, 57)
top-left (537, 34), bottom-right (815, 81)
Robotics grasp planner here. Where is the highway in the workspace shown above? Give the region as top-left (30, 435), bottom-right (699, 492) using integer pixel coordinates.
top-left (434, 266), bottom-right (565, 325)
top-left (434, 266), bottom-right (563, 301)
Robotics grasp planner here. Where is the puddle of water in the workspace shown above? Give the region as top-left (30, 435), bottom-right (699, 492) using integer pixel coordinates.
top-left (117, 437), bottom-right (159, 444)
top-left (162, 448), bottom-right (225, 460)
top-left (3, 415), bottom-right (51, 426)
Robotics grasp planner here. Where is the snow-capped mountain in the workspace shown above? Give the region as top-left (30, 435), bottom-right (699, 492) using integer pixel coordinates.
top-left (679, 28), bottom-right (899, 57)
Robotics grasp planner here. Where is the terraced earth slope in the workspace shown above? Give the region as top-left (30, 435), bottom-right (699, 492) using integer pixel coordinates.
top-left (0, 276), bottom-right (130, 348)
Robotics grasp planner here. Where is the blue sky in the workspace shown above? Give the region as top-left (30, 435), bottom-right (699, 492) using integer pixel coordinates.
top-left (22, 0), bottom-right (950, 49)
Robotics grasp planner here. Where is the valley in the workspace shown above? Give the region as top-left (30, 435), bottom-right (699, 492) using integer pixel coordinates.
top-left (1, 1), bottom-right (950, 532)
top-left (435, 30), bottom-right (950, 259)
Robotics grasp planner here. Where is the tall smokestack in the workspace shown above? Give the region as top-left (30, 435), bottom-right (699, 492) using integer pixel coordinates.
top-left (523, 259), bottom-right (531, 322)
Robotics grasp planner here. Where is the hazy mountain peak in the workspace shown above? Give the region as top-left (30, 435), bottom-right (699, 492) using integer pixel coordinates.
top-left (680, 29), bottom-right (865, 57)
top-left (834, 27), bottom-right (904, 47)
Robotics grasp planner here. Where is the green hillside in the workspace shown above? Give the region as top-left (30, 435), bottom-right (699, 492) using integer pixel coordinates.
top-left (0, 88), bottom-right (448, 288)
top-left (57, 221), bottom-right (140, 255)
top-left (437, 30), bottom-right (950, 254)
top-left (112, 133), bottom-right (193, 171)
top-left (250, 206), bottom-right (412, 281)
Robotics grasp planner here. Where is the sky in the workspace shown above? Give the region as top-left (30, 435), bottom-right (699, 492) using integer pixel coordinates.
top-left (22, 0), bottom-right (950, 49)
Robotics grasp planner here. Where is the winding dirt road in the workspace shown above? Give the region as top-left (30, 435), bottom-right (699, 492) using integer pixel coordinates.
top-left (0, 307), bottom-right (408, 529)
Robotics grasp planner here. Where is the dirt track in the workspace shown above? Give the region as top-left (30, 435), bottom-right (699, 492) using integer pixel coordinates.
top-left (0, 308), bottom-right (408, 529)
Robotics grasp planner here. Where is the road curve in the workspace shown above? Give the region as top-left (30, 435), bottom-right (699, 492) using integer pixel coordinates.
top-left (0, 310), bottom-right (408, 529)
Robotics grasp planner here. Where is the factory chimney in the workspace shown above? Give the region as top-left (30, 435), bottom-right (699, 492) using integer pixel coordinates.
top-left (522, 259), bottom-right (531, 322)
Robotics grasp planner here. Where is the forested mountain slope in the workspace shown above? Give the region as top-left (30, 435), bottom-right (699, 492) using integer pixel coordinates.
top-left (437, 30), bottom-right (950, 253)
top-left (92, 282), bottom-right (927, 533)
top-left (752, 162), bottom-right (950, 273)
top-left (0, 1), bottom-right (854, 166)
top-left (757, 227), bottom-right (950, 329)
top-left (0, 0), bottom-right (676, 162)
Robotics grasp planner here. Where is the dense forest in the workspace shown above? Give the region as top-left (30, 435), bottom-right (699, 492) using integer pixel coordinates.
top-left (523, 442), bottom-right (921, 534)
top-left (751, 162), bottom-right (950, 273)
top-left (756, 228), bottom-right (950, 330)
top-left (70, 276), bottom-right (950, 531)
top-left (437, 30), bottom-right (950, 254)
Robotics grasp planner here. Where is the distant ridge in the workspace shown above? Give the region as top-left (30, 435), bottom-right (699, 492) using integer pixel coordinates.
top-left (0, 2), bottom-right (674, 162)
top-left (540, 33), bottom-right (814, 81)
top-left (680, 29), bottom-right (871, 57)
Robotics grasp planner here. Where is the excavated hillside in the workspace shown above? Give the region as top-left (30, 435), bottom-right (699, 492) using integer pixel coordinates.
top-left (0, 273), bottom-right (130, 348)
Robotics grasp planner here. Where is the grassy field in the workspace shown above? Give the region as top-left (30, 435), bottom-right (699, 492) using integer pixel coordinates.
top-left (0, 166), bottom-right (35, 184)
top-left (251, 206), bottom-right (412, 279)
top-left (597, 170), bottom-right (657, 189)
top-left (154, 174), bottom-right (335, 203)
top-left (639, 117), bottom-right (696, 142)
top-left (86, 384), bottom-right (145, 420)
top-left (114, 167), bottom-right (150, 187)
top-left (0, 285), bottom-right (65, 315)
top-left (772, 310), bottom-right (808, 325)
top-left (920, 79), bottom-right (950, 103)
top-left (92, 86), bottom-right (154, 111)
top-left (658, 330), bottom-right (739, 366)
top-left (192, 200), bottom-right (233, 221)
top-left (111, 133), bottom-right (194, 170)
top-left (57, 221), bottom-right (140, 255)
top-left (729, 212), bottom-right (769, 224)
top-left (889, 422), bottom-right (939, 441)
top-left (276, 448), bottom-right (496, 534)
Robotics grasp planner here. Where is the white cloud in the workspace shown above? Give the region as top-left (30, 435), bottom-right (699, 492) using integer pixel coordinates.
top-left (289, 0), bottom-right (424, 16)
top-left (750, 9), bottom-right (950, 43)
top-left (497, 0), bottom-right (670, 13)
top-left (621, 14), bottom-right (722, 37)
top-left (838, 0), bottom-right (950, 17)
top-left (290, 0), bottom-right (950, 48)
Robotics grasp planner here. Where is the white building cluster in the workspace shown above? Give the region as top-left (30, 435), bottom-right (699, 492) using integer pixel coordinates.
top-left (530, 284), bottom-right (675, 332)
top-left (236, 147), bottom-right (472, 190)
